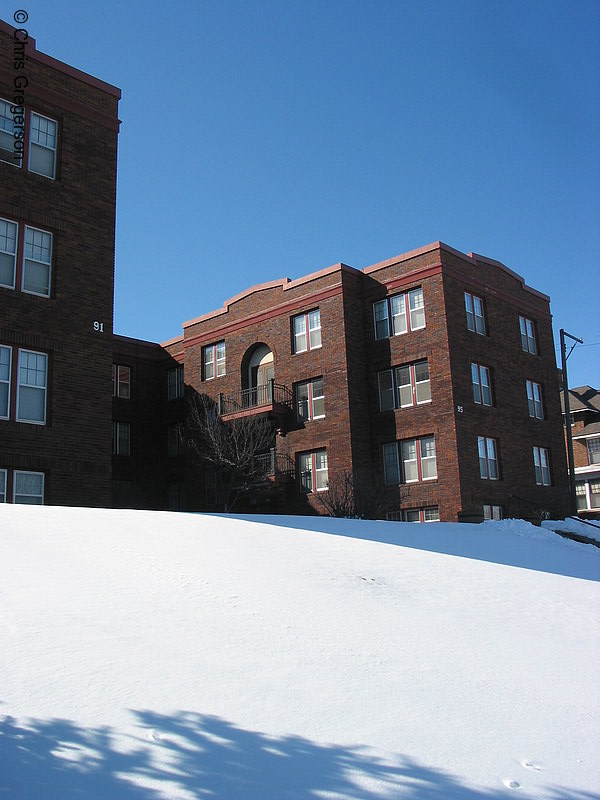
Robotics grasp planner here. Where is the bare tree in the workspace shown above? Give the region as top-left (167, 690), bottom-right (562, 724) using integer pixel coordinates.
top-left (184, 392), bottom-right (277, 512)
top-left (317, 469), bottom-right (407, 520)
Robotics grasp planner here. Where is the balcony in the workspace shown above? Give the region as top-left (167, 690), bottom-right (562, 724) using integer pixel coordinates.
top-left (217, 379), bottom-right (298, 434)
top-left (254, 449), bottom-right (295, 483)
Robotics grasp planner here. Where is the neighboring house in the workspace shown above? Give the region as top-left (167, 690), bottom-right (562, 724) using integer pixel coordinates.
top-left (562, 386), bottom-right (600, 517)
top-left (0, 19), bottom-right (571, 521)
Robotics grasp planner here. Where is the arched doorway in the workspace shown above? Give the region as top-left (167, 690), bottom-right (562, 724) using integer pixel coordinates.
top-left (246, 344), bottom-right (274, 406)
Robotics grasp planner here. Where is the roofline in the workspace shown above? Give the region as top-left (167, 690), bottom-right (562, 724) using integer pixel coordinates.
top-left (363, 240), bottom-right (550, 302)
top-left (0, 18), bottom-right (121, 98)
top-left (182, 262), bottom-right (358, 329)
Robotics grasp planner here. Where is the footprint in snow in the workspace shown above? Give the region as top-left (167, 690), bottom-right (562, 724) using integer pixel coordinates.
top-left (520, 760), bottom-right (542, 771)
top-left (148, 730), bottom-right (162, 742)
top-left (503, 779), bottom-right (521, 790)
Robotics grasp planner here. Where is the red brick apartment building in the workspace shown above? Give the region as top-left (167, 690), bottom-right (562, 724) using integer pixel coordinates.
top-left (562, 386), bottom-right (600, 517)
top-left (0, 21), bottom-right (569, 520)
top-left (0, 19), bottom-right (120, 506)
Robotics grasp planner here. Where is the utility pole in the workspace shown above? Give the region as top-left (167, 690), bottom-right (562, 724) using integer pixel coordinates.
top-left (560, 328), bottom-right (583, 515)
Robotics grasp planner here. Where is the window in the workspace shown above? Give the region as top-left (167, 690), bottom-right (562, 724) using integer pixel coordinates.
top-left (526, 380), bottom-right (543, 419)
top-left (292, 309), bottom-right (321, 353)
top-left (112, 365), bottom-right (131, 399)
top-left (14, 471), bottom-right (44, 504)
top-left (591, 479), bottom-right (600, 509)
top-left (575, 482), bottom-right (587, 511)
top-left (168, 481), bottom-right (185, 511)
top-left (0, 345), bottom-right (11, 418)
top-left (22, 226), bottom-right (52, 297)
top-left (29, 113), bottom-right (57, 179)
top-left (587, 438), bottom-right (600, 465)
top-left (576, 480), bottom-right (600, 511)
top-left (0, 468), bottom-right (6, 502)
top-left (17, 349), bottom-right (47, 424)
top-left (472, 364), bottom-right (492, 406)
top-left (167, 366), bottom-right (184, 400)
top-left (520, 316), bottom-right (537, 354)
top-left (0, 217), bottom-right (17, 289)
top-left (478, 436), bottom-right (499, 480)
top-left (465, 292), bottom-right (486, 335)
top-left (383, 436), bottom-right (437, 484)
top-left (112, 421), bottom-right (131, 456)
top-left (533, 446), bottom-right (550, 485)
top-left (299, 449), bottom-right (328, 492)
top-left (379, 360), bottom-right (431, 411)
top-left (202, 341), bottom-right (226, 380)
top-left (296, 377), bottom-right (325, 421)
top-left (483, 504), bottom-right (502, 520)
top-left (398, 506), bottom-right (440, 523)
top-left (0, 98), bottom-right (19, 165)
top-left (167, 424), bottom-right (182, 457)
top-left (373, 287), bottom-right (425, 340)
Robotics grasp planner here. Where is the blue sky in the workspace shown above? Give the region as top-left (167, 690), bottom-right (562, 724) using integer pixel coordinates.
top-left (12, 0), bottom-right (600, 387)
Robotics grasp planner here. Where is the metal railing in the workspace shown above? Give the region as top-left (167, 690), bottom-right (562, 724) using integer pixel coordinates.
top-left (254, 449), bottom-right (295, 480)
top-left (218, 379), bottom-right (293, 416)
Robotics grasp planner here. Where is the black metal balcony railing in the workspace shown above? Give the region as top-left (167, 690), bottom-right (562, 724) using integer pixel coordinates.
top-left (218, 379), bottom-right (293, 416)
top-left (254, 449), bottom-right (295, 480)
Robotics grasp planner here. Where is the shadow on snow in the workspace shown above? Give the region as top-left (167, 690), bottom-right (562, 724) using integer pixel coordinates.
top-left (0, 709), bottom-right (596, 800)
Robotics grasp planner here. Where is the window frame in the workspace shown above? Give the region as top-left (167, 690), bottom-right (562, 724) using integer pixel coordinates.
top-left (16, 348), bottom-right (48, 425)
top-left (383, 435), bottom-right (437, 485)
top-left (13, 470), bottom-right (44, 504)
top-left (112, 421), bottom-right (131, 456)
top-left (0, 467), bottom-right (6, 502)
top-left (526, 380), bottom-right (543, 419)
top-left (21, 225), bottom-right (53, 297)
top-left (0, 344), bottom-right (11, 419)
top-left (483, 504), bottom-right (503, 520)
top-left (292, 309), bottom-right (322, 354)
top-left (464, 292), bottom-right (486, 335)
top-left (373, 287), bottom-right (425, 341)
top-left (202, 341), bottom-right (226, 381)
top-left (295, 376), bottom-right (325, 422)
top-left (378, 359), bottom-right (431, 411)
top-left (519, 316), bottom-right (537, 354)
top-left (28, 112), bottom-right (58, 179)
top-left (400, 506), bottom-right (440, 523)
top-left (167, 365), bottom-right (184, 400)
top-left (0, 216), bottom-right (18, 290)
top-left (298, 448), bottom-right (328, 493)
top-left (478, 436), bottom-right (499, 480)
top-left (112, 364), bottom-right (131, 399)
top-left (471, 363), bottom-right (492, 406)
top-left (586, 438), bottom-right (600, 465)
top-left (533, 446), bottom-right (551, 486)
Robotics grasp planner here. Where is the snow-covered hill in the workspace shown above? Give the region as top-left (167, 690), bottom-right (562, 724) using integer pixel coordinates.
top-left (1, 506), bottom-right (599, 799)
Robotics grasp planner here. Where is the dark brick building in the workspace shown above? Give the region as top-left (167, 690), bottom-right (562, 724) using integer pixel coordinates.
top-left (1, 19), bottom-right (120, 506)
top-left (0, 22), bottom-right (569, 520)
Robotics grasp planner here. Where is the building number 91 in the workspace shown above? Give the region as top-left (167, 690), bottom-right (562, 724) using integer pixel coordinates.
top-left (93, 321), bottom-right (104, 333)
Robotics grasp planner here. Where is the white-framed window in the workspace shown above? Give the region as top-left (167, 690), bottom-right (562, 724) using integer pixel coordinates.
top-left (292, 309), bottom-right (321, 353)
top-left (22, 226), bottom-right (52, 297)
top-left (29, 112), bottom-right (57, 179)
top-left (112, 421), bottom-right (131, 456)
top-left (526, 380), bottom-right (543, 419)
top-left (0, 345), bottom-right (11, 419)
top-left (112, 364), bottom-right (131, 399)
top-left (299, 449), bottom-right (328, 492)
top-left (483, 504), bottom-right (503, 520)
top-left (465, 292), bottom-right (486, 335)
top-left (533, 446), bottom-right (551, 485)
top-left (591, 479), bottom-right (600, 509)
top-left (587, 438), bottom-right (600, 465)
top-left (520, 316), bottom-right (537, 354)
top-left (13, 470), bottom-right (44, 504)
top-left (471, 363), bottom-right (492, 406)
top-left (0, 468), bottom-right (6, 502)
top-left (399, 506), bottom-right (440, 523)
top-left (17, 349), bottom-right (47, 424)
top-left (378, 359), bottom-right (431, 411)
top-left (0, 98), bottom-right (21, 166)
top-left (0, 217), bottom-right (18, 289)
top-left (373, 287), bottom-right (425, 340)
top-left (478, 436), bottom-right (499, 480)
top-left (575, 482), bottom-right (587, 511)
top-left (383, 436), bottom-right (437, 484)
top-left (295, 377), bottom-right (325, 422)
top-left (167, 365), bottom-right (184, 400)
top-left (202, 340), bottom-right (225, 380)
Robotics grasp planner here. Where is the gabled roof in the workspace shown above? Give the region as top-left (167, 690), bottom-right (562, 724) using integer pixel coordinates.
top-left (561, 386), bottom-right (600, 414)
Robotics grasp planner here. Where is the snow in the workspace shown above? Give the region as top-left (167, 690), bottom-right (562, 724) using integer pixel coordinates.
top-left (542, 515), bottom-right (600, 544)
top-left (1, 506), bottom-right (599, 800)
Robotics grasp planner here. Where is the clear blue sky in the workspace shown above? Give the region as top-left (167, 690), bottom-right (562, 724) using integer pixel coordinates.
top-left (11, 0), bottom-right (600, 388)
